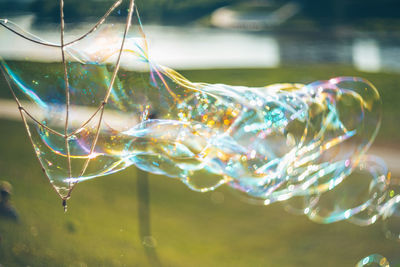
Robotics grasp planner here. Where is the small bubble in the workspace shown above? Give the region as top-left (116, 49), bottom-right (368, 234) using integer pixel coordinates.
top-left (356, 254), bottom-right (389, 267)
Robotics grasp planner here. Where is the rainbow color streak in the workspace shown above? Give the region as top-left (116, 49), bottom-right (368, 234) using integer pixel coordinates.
top-left (0, 1), bottom-right (399, 237)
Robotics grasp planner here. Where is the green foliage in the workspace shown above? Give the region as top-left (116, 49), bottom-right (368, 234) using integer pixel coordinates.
top-left (298, 0), bottom-right (400, 26)
top-left (1, 0), bottom-right (400, 28)
top-left (28, 0), bottom-right (237, 25)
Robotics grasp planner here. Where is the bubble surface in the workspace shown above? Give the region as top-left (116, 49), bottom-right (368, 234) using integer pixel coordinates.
top-left (356, 254), bottom-right (390, 267)
top-left (0, 1), bottom-right (398, 231)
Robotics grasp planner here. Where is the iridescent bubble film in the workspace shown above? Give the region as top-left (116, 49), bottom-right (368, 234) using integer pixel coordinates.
top-left (356, 254), bottom-right (390, 267)
top-left (0, 0), bottom-right (399, 231)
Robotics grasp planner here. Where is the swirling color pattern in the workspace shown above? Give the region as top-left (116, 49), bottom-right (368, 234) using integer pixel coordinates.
top-left (0, 0), bottom-right (400, 229)
top-left (356, 254), bottom-right (390, 267)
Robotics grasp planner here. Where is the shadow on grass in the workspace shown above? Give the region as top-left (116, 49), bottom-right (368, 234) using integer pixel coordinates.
top-left (137, 168), bottom-right (162, 267)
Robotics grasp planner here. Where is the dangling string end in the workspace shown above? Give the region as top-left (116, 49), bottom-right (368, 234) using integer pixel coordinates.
top-left (62, 199), bottom-right (68, 213)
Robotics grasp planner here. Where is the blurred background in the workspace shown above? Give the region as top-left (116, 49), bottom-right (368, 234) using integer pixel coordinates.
top-left (1, 0), bottom-right (400, 71)
top-left (0, 0), bottom-right (400, 266)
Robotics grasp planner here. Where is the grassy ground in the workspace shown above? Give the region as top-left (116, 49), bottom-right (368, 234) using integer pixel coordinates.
top-left (0, 65), bottom-right (399, 266)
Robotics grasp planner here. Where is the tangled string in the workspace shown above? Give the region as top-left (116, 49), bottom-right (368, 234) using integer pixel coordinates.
top-left (0, 0), bottom-right (399, 232)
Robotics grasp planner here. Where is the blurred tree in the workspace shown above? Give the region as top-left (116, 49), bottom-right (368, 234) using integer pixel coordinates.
top-left (297, 0), bottom-right (400, 27)
top-left (28, 0), bottom-right (239, 25)
top-left (0, 0), bottom-right (397, 28)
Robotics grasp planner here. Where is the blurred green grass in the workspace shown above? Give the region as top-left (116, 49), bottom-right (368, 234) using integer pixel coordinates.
top-left (0, 66), bottom-right (400, 266)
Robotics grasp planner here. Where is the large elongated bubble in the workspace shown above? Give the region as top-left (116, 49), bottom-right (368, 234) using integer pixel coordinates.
top-left (0, 0), bottom-right (398, 230)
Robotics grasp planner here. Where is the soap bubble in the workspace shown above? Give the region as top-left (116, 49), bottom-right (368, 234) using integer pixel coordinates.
top-left (356, 254), bottom-right (390, 267)
top-left (1, 0), bottom-right (397, 232)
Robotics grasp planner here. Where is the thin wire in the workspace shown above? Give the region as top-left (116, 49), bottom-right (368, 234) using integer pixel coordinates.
top-left (60, 0), bottom-right (73, 186)
top-left (1, 0), bottom-right (140, 142)
top-left (19, 108), bottom-right (65, 137)
top-left (1, 70), bottom-right (65, 200)
top-left (78, 0), bottom-right (135, 178)
top-left (67, 104), bottom-right (104, 137)
top-left (64, 0), bottom-right (123, 47)
top-left (0, 0), bottom-right (137, 203)
top-left (0, 0), bottom-right (127, 203)
top-left (0, 0), bottom-right (122, 49)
